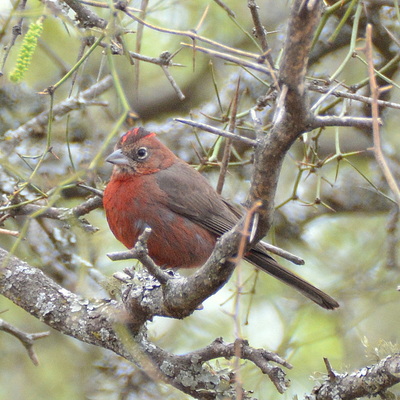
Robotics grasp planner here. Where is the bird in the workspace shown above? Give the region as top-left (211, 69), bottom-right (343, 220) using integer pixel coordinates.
top-left (103, 127), bottom-right (339, 310)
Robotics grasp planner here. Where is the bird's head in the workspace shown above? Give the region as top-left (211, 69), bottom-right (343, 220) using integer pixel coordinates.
top-left (106, 127), bottom-right (176, 175)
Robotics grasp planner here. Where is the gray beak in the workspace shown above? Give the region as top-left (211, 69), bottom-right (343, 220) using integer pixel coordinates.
top-left (105, 148), bottom-right (130, 165)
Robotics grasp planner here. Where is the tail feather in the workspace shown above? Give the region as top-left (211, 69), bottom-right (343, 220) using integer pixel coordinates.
top-left (246, 246), bottom-right (339, 310)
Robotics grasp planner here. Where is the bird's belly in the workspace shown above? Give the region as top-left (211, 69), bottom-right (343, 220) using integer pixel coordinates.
top-left (146, 211), bottom-right (217, 269)
top-left (104, 181), bottom-right (216, 268)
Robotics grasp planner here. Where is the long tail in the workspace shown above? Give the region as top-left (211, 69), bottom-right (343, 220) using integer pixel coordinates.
top-left (245, 246), bottom-right (339, 310)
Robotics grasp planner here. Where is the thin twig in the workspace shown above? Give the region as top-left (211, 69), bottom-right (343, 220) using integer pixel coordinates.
top-left (118, 4), bottom-right (262, 61)
top-left (107, 228), bottom-right (172, 284)
top-left (180, 42), bottom-right (273, 76)
top-left (175, 118), bottom-right (257, 146)
top-left (1, 196), bottom-right (103, 232)
top-left (97, 40), bottom-right (184, 66)
top-left (128, 49), bottom-right (183, 66)
top-left (230, 202), bottom-right (262, 265)
top-left (309, 82), bottom-right (400, 110)
top-left (0, 318), bottom-right (50, 366)
top-left (0, 228), bottom-right (19, 237)
top-left (213, 0), bottom-right (236, 17)
top-left (364, 24), bottom-right (400, 205)
top-left (248, 0), bottom-right (274, 68)
top-left (0, 0), bottom-right (28, 75)
top-left (216, 78), bottom-right (241, 194)
top-left (161, 65), bottom-right (185, 100)
top-left (134, 0), bottom-right (149, 98)
top-left (312, 115), bottom-right (376, 129)
top-left (259, 241), bottom-right (305, 265)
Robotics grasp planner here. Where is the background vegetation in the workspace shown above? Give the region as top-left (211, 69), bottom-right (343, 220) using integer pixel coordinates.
top-left (0, 0), bottom-right (399, 399)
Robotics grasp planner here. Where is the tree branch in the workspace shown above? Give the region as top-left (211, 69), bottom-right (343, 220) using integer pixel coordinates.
top-left (61, 0), bottom-right (107, 29)
top-left (0, 318), bottom-right (49, 366)
top-left (175, 118), bottom-right (258, 146)
top-left (248, 0), bottom-right (322, 243)
top-left (1, 196), bottom-right (103, 233)
top-left (312, 115), bottom-right (376, 129)
top-left (0, 246), bottom-right (290, 399)
top-left (308, 354), bottom-right (400, 400)
top-left (4, 75), bottom-right (113, 148)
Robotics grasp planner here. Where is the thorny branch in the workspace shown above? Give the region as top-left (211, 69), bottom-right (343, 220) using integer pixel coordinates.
top-left (308, 82), bottom-right (400, 110)
top-left (36, 0), bottom-right (392, 137)
top-left (175, 118), bottom-right (258, 146)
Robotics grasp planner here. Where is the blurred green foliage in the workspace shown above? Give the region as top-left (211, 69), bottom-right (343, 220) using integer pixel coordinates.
top-left (0, 0), bottom-right (400, 399)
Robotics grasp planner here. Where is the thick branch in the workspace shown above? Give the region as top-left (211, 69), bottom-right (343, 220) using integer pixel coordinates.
top-left (248, 0), bottom-right (322, 243)
top-left (309, 354), bottom-right (400, 400)
top-left (115, 227), bottom-right (243, 320)
top-left (3, 246), bottom-right (399, 399)
top-left (61, 0), bottom-right (107, 29)
top-left (0, 247), bottom-right (289, 399)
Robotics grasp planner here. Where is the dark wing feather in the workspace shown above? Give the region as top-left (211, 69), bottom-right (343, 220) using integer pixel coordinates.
top-left (247, 245), bottom-right (339, 309)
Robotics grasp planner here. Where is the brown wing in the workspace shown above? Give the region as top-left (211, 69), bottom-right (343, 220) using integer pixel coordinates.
top-left (156, 161), bottom-right (339, 309)
top-left (156, 160), bottom-right (239, 235)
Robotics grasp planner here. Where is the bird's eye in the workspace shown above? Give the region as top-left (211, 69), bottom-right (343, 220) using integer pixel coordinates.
top-left (136, 147), bottom-right (148, 160)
